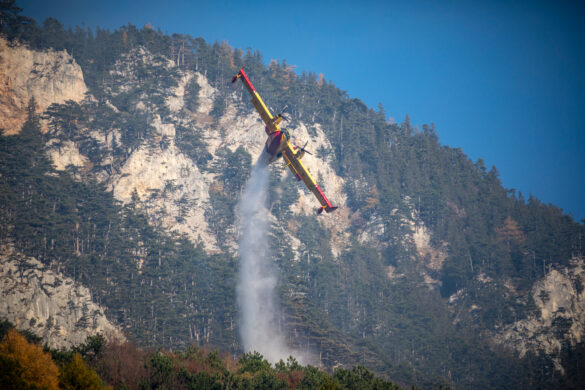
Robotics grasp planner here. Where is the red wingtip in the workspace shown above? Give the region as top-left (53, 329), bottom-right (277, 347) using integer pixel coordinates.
top-left (317, 206), bottom-right (338, 214)
top-left (231, 67), bottom-right (245, 83)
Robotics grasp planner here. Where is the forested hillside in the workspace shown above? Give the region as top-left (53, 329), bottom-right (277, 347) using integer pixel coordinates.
top-left (1, 2), bottom-right (584, 388)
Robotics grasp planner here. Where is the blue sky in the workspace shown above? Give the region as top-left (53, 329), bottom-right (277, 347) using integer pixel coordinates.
top-left (20, 0), bottom-right (585, 222)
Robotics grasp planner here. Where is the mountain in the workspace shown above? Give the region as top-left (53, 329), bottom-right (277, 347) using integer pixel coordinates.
top-left (1, 8), bottom-right (584, 389)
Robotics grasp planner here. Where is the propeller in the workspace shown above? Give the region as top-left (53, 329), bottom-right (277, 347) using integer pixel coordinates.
top-left (276, 104), bottom-right (289, 121)
top-left (277, 104), bottom-right (288, 115)
top-left (299, 140), bottom-right (313, 156)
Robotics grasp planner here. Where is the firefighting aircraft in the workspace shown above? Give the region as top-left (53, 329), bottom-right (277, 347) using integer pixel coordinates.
top-left (232, 67), bottom-right (337, 214)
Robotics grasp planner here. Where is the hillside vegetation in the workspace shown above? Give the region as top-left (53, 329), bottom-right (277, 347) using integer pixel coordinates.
top-left (0, 321), bottom-right (404, 389)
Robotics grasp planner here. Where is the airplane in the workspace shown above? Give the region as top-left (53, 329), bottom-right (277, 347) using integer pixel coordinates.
top-left (232, 67), bottom-right (338, 214)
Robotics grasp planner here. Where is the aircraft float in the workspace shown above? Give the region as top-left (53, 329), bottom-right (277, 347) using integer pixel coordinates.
top-left (232, 67), bottom-right (337, 214)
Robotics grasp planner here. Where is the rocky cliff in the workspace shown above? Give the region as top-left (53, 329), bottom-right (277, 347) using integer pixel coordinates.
top-left (493, 256), bottom-right (585, 373)
top-left (0, 37), bottom-right (87, 135)
top-left (0, 245), bottom-right (123, 349)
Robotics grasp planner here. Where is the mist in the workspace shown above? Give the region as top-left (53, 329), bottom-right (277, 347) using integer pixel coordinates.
top-left (236, 153), bottom-right (298, 363)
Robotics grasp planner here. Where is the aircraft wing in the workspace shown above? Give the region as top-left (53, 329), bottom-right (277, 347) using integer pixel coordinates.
top-left (282, 143), bottom-right (338, 214)
top-left (232, 68), bottom-right (282, 135)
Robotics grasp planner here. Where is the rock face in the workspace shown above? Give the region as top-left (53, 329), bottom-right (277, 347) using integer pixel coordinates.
top-left (112, 140), bottom-right (219, 251)
top-left (47, 140), bottom-right (89, 171)
top-left (493, 256), bottom-right (585, 372)
top-left (0, 245), bottom-right (123, 349)
top-left (0, 37), bottom-right (87, 134)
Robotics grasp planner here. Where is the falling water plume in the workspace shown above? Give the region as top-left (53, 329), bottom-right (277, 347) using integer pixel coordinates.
top-left (236, 152), bottom-right (299, 363)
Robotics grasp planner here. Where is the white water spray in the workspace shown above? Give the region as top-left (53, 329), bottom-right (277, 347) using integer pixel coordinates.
top-left (236, 153), bottom-right (295, 363)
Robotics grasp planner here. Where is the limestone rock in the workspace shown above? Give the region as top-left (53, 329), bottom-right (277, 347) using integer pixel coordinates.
top-left (0, 38), bottom-right (87, 135)
top-left (492, 256), bottom-right (585, 372)
top-left (0, 245), bottom-right (123, 349)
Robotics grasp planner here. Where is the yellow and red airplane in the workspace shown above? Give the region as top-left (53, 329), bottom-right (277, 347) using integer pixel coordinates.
top-left (232, 67), bottom-right (337, 214)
